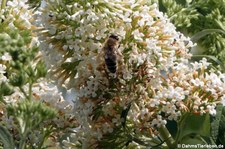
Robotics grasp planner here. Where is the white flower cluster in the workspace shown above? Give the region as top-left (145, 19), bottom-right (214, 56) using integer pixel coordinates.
top-left (0, 0), bottom-right (32, 29)
top-left (31, 81), bottom-right (76, 129)
top-left (38, 0), bottom-right (197, 146)
top-left (153, 58), bottom-right (224, 118)
top-left (31, 0), bottom-right (225, 147)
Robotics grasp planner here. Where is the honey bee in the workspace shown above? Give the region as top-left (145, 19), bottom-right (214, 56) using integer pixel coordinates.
top-left (102, 34), bottom-right (121, 73)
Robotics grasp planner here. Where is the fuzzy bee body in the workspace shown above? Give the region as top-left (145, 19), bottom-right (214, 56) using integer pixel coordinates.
top-left (105, 52), bottom-right (117, 73)
top-left (102, 34), bottom-right (120, 73)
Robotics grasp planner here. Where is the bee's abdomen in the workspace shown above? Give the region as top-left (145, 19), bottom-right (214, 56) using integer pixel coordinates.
top-left (105, 55), bottom-right (117, 73)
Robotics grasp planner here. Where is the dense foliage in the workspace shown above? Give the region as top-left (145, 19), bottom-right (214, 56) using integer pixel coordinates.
top-left (159, 0), bottom-right (225, 69)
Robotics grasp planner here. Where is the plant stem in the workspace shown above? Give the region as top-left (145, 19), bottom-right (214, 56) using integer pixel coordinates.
top-left (19, 134), bottom-right (26, 149)
top-left (28, 82), bottom-right (32, 101)
top-left (158, 125), bottom-right (175, 148)
top-left (1, 0), bottom-right (7, 10)
top-left (19, 86), bottom-right (30, 100)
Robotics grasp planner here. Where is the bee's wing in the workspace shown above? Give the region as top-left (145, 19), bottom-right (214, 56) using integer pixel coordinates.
top-left (105, 52), bottom-right (117, 61)
top-left (96, 46), bottom-right (105, 62)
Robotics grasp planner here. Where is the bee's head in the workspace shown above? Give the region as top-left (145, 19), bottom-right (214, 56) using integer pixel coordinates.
top-left (109, 34), bottom-right (119, 41)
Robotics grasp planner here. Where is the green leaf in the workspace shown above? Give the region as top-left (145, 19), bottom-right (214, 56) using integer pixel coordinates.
top-left (191, 29), bottom-right (225, 43)
top-left (218, 107), bottom-right (225, 145)
top-left (177, 113), bottom-right (210, 142)
top-left (166, 120), bottom-right (177, 138)
top-left (61, 60), bottom-right (82, 70)
top-left (120, 102), bottom-right (131, 128)
top-left (0, 82), bottom-right (14, 96)
top-left (9, 72), bottom-right (26, 87)
top-left (60, 60), bottom-right (82, 78)
top-left (175, 0), bottom-right (187, 6)
top-left (180, 134), bottom-right (207, 145)
top-left (35, 61), bottom-right (47, 78)
top-left (26, 66), bottom-right (35, 78)
top-left (0, 126), bottom-right (14, 149)
top-left (26, 0), bottom-right (42, 10)
top-left (92, 105), bottom-right (104, 121)
top-left (211, 105), bottom-right (223, 142)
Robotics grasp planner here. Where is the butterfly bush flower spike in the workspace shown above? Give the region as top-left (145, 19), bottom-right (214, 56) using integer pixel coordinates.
top-left (36, 0), bottom-right (225, 148)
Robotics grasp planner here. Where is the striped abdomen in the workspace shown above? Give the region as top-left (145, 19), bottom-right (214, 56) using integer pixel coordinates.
top-left (105, 53), bottom-right (117, 73)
